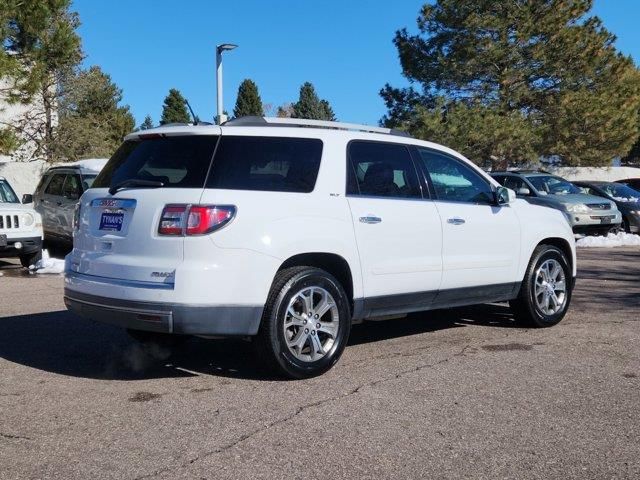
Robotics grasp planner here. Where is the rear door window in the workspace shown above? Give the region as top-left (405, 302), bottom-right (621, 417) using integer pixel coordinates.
top-left (62, 175), bottom-right (81, 200)
top-left (206, 136), bottom-right (323, 193)
top-left (45, 174), bottom-right (65, 196)
top-left (347, 141), bottom-right (421, 199)
top-left (93, 136), bottom-right (218, 189)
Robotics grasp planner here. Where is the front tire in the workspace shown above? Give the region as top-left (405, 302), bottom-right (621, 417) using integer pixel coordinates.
top-left (20, 249), bottom-right (42, 269)
top-left (510, 245), bottom-right (572, 328)
top-left (255, 267), bottom-right (352, 379)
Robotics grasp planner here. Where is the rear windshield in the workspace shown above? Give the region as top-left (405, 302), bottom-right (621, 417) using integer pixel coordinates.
top-left (93, 135), bottom-right (323, 193)
top-left (93, 136), bottom-right (218, 189)
top-left (206, 136), bottom-right (323, 193)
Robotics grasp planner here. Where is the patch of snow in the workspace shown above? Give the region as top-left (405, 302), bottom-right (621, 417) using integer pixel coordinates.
top-left (612, 196), bottom-right (640, 203)
top-left (576, 232), bottom-right (640, 248)
top-left (29, 249), bottom-right (65, 274)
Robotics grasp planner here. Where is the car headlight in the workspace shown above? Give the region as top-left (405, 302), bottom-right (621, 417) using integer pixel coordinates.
top-left (21, 213), bottom-right (34, 227)
top-left (565, 203), bottom-right (590, 214)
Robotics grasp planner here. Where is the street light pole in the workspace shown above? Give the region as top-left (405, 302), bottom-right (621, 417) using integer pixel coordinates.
top-left (216, 43), bottom-right (237, 125)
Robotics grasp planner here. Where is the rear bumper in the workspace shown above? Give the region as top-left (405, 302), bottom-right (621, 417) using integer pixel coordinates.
top-left (0, 235), bottom-right (42, 258)
top-left (64, 289), bottom-right (263, 336)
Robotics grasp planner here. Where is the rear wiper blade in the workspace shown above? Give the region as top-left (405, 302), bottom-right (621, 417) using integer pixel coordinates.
top-left (108, 179), bottom-right (164, 195)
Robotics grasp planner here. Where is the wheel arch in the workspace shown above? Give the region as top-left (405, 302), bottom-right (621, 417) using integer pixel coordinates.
top-left (278, 252), bottom-right (354, 313)
top-left (536, 237), bottom-right (575, 276)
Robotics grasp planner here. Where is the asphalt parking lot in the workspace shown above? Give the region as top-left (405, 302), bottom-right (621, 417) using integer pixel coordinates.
top-left (0, 247), bottom-right (638, 480)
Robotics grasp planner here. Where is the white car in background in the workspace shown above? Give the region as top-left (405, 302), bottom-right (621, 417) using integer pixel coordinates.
top-left (64, 118), bottom-right (577, 378)
top-left (31, 159), bottom-right (107, 245)
top-left (0, 177), bottom-right (43, 267)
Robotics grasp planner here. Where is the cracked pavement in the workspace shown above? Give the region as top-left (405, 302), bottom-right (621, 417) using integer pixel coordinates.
top-left (0, 247), bottom-right (639, 479)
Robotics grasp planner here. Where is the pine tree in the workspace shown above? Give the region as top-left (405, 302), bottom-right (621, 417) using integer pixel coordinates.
top-left (139, 115), bottom-right (154, 130)
top-left (292, 82), bottom-right (337, 121)
top-left (381, 0), bottom-right (640, 167)
top-left (320, 100), bottom-right (336, 122)
top-left (160, 88), bottom-right (190, 124)
top-left (54, 66), bottom-right (135, 161)
top-left (233, 79), bottom-right (264, 118)
top-left (1, 0), bottom-right (83, 161)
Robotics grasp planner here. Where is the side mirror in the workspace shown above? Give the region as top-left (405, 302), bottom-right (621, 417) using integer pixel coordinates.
top-left (496, 186), bottom-right (516, 205)
top-left (517, 187), bottom-right (530, 196)
top-left (22, 194), bottom-right (33, 204)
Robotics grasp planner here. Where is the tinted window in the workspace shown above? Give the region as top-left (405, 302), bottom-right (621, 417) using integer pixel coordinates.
top-left (93, 136), bottom-right (218, 189)
top-left (62, 175), bottom-right (81, 200)
top-left (502, 176), bottom-right (531, 195)
top-left (347, 141), bottom-right (421, 199)
top-left (0, 180), bottom-right (18, 203)
top-left (45, 174), bottom-right (65, 195)
top-left (417, 148), bottom-right (494, 204)
top-left (206, 136), bottom-right (323, 193)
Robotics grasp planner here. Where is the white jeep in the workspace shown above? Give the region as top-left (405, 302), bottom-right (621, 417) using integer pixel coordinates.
top-left (64, 117), bottom-right (577, 378)
top-left (0, 177), bottom-right (43, 267)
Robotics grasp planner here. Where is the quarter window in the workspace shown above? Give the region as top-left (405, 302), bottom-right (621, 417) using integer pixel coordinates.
top-left (206, 136), bottom-right (323, 193)
top-left (417, 148), bottom-right (494, 204)
top-left (347, 141), bottom-right (421, 199)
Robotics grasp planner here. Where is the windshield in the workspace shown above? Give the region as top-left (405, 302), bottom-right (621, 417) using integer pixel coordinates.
top-left (0, 180), bottom-right (19, 203)
top-left (600, 183), bottom-right (640, 202)
top-left (526, 175), bottom-right (581, 195)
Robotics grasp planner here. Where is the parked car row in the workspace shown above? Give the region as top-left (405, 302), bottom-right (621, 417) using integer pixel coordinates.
top-left (491, 170), bottom-right (640, 236)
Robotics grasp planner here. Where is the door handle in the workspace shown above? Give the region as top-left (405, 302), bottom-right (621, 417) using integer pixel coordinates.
top-left (447, 217), bottom-right (466, 225)
top-left (359, 215), bottom-right (382, 224)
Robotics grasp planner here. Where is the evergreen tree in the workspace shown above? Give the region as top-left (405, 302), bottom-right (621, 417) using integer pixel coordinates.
top-left (139, 115), bottom-right (154, 130)
top-left (320, 100), bottom-right (336, 122)
top-left (292, 82), bottom-right (337, 121)
top-left (381, 0), bottom-right (640, 168)
top-left (160, 88), bottom-right (190, 124)
top-left (1, 0), bottom-right (83, 161)
top-left (233, 79), bottom-right (264, 118)
top-left (54, 66), bottom-right (135, 161)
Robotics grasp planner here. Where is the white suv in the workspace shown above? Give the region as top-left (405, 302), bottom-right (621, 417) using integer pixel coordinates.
top-left (0, 177), bottom-right (43, 267)
top-left (64, 117), bottom-right (577, 378)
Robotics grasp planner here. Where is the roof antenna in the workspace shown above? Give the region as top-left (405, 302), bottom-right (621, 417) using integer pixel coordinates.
top-left (185, 99), bottom-right (200, 124)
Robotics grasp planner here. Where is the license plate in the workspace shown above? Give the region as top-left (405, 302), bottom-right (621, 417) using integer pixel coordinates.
top-left (600, 217), bottom-right (612, 224)
top-left (0, 234), bottom-right (6, 247)
top-left (99, 211), bottom-right (124, 231)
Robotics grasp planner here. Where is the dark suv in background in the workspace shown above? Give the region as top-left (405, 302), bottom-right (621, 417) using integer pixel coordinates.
top-left (573, 181), bottom-right (640, 233)
top-left (491, 171), bottom-right (622, 236)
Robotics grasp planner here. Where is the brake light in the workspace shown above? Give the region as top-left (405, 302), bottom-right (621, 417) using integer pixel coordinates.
top-left (158, 205), bottom-right (235, 236)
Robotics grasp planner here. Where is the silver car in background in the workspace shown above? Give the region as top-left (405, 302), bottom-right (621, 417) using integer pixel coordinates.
top-left (491, 170), bottom-right (622, 236)
top-left (31, 160), bottom-right (107, 244)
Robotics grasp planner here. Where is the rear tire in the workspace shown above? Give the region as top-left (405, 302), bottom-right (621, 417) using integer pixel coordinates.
top-left (255, 266), bottom-right (352, 379)
top-left (510, 245), bottom-right (572, 328)
top-left (20, 249), bottom-right (42, 269)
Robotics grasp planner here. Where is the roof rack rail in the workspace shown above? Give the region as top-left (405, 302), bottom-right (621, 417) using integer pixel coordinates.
top-left (222, 116), bottom-right (412, 138)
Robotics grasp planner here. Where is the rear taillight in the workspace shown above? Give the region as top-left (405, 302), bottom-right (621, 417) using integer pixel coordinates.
top-left (158, 205), bottom-right (235, 236)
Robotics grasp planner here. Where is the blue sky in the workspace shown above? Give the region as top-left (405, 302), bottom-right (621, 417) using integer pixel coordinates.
top-left (73, 0), bottom-right (639, 127)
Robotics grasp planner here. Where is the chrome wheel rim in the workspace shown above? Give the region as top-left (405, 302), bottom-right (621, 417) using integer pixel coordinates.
top-left (283, 286), bottom-right (340, 362)
top-left (534, 259), bottom-right (567, 315)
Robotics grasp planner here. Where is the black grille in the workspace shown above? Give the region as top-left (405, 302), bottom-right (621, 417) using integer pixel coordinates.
top-left (586, 203), bottom-right (611, 211)
top-left (0, 214), bottom-right (21, 229)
